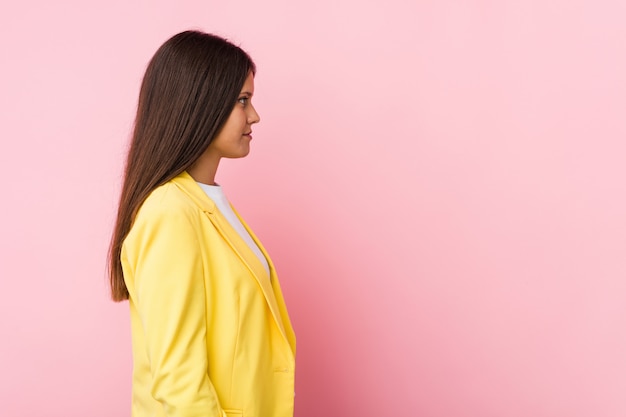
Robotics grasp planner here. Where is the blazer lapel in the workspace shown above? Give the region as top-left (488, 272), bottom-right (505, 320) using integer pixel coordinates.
top-left (171, 171), bottom-right (290, 345)
top-left (234, 209), bottom-right (297, 356)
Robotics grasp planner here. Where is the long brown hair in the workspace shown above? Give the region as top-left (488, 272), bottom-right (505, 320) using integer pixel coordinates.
top-left (108, 30), bottom-right (256, 301)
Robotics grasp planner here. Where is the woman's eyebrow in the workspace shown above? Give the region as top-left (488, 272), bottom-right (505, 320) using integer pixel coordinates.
top-left (240, 91), bottom-right (253, 96)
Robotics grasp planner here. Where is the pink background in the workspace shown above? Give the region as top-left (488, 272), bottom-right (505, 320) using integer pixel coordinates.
top-left (1, 1), bottom-right (625, 416)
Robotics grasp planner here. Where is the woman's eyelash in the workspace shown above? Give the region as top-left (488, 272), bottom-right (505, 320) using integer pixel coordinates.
top-left (238, 96), bottom-right (249, 105)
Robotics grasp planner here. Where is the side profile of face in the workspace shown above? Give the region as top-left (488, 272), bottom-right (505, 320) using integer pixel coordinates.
top-left (207, 71), bottom-right (260, 159)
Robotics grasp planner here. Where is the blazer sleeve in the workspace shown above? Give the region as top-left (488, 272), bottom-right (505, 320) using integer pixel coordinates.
top-left (124, 202), bottom-right (226, 417)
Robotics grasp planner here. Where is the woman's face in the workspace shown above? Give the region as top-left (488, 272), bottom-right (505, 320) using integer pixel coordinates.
top-left (207, 72), bottom-right (260, 159)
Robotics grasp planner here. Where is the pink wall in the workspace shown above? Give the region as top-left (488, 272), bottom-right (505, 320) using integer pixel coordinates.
top-left (1, 1), bottom-right (625, 416)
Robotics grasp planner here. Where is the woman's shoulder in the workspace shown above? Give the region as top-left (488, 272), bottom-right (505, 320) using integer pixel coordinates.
top-left (123, 181), bottom-right (203, 259)
top-left (137, 180), bottom-right (200, 222)
top-left (124, 181), bottom-right (203, 249)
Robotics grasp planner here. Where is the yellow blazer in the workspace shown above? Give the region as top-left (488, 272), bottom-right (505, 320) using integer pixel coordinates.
top-left (121, 171), bottom-right (296, 417)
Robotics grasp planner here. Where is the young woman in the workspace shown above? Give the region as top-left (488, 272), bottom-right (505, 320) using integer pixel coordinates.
top-left (108, 31), bottom-right (296, 417)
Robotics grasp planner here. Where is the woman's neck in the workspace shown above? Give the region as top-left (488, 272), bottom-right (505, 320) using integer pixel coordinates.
top-left (187, 153), bottom-right (221, 185)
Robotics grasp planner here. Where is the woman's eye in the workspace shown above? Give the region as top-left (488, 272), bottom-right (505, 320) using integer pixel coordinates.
top-left (238, 97), bottom-right (249, 105)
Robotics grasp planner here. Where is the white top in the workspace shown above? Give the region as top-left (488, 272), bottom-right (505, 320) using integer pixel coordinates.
top-left (197, 182), bottom-right (270, 277)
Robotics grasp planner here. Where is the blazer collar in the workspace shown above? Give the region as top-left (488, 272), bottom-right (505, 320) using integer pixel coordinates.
top-left (170, 170), bottom-right (218, 214)
top-left (170, 171), bottom-right (292, 348)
